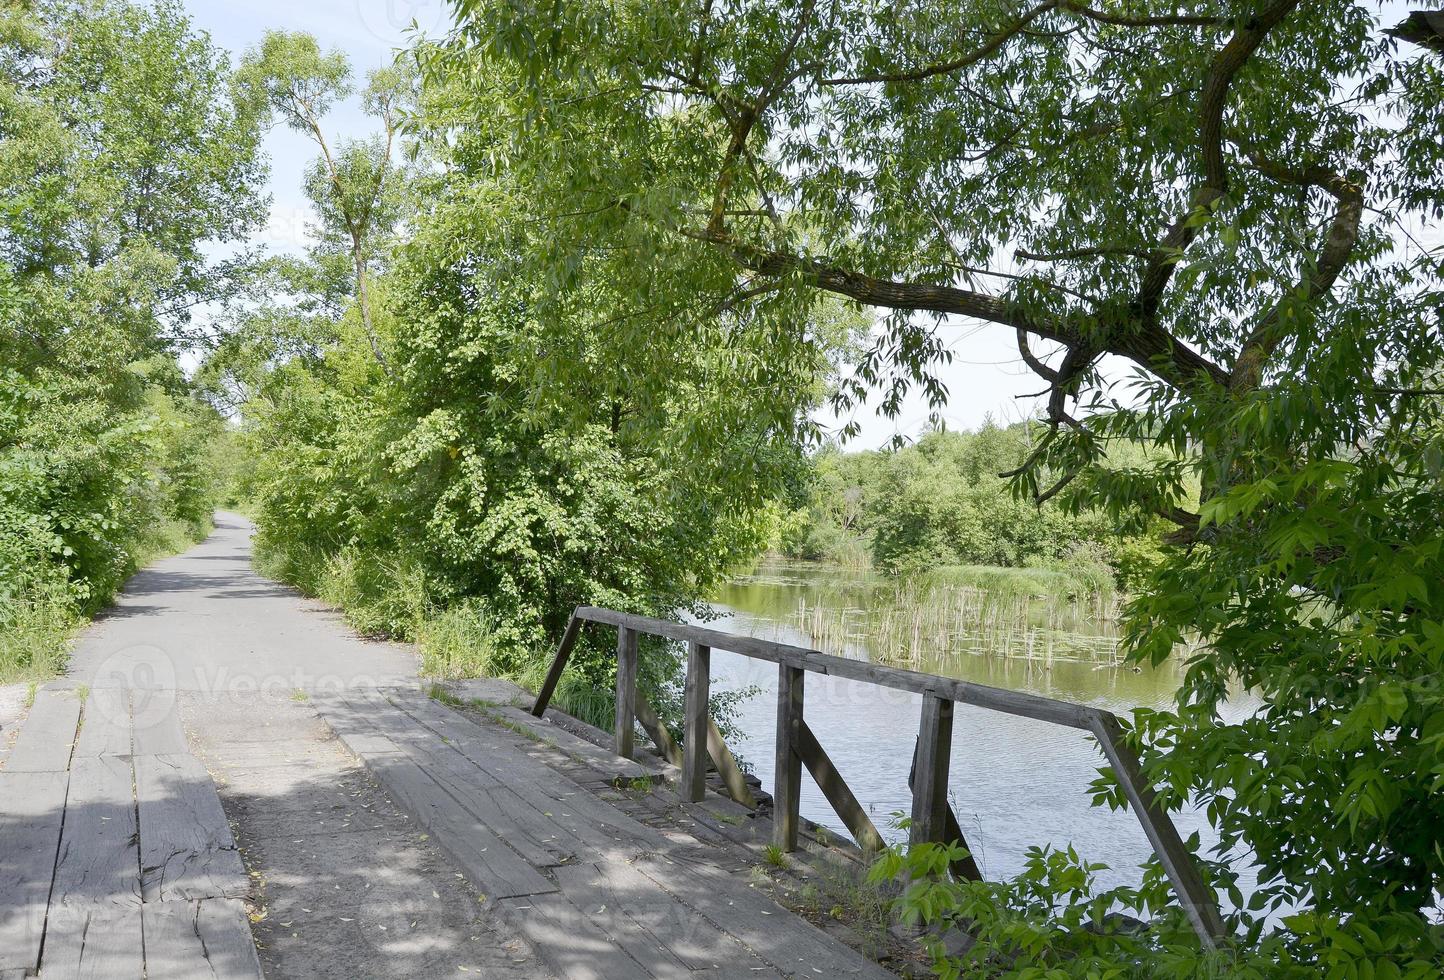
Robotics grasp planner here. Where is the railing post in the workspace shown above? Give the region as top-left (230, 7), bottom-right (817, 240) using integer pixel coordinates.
top-left (910, 690), bottom-right (953, 847)
top-left (774, 664), bottom-right (804, 852)
top-left (614, 627), bottom-right (638, 759)
top-left (1089, 711), bottom-right (1226, 948)
top-left (532, 612), bottom-right (583, 716)
top-left (682, 642), bottom-right (711, 803)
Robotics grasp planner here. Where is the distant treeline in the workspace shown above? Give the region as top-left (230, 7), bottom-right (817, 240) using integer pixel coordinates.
top-left (775, 423), bottom-right (1164, 590)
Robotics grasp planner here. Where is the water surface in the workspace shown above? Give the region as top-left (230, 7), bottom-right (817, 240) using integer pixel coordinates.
top-left (699, 559), bottom-right (1259, 900)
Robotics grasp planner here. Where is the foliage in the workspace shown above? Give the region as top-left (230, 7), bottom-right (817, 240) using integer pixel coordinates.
top-left (0, 0), bottom-right (267, 681)
top-left (210, 36), bottom-right (861, 726)
top-left (783, 422), bottom-right (1159, 580)
top-left (436, 0), bottom-right (1444, 972)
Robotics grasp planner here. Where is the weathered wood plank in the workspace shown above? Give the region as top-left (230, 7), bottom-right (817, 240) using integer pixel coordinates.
top-left (40, 905), bottom-right (144, 980)
top-left (135, 753), bottom-right (248, 903)
top-left (493, 703), bottom-right (662, 780)
top-left (5, 689), bottom-right (81, 772)
top-left (531, 612), bottom-right (583, 716)
top-left (572, 606), bottom-right (1099, 729)
top-left (560, 859), bottom-right (780, 978)
top-left (142, 898), bottom-right (262, 980)
top-left (504, 893), bottom-right (651, 980)
top-left (129, 693), bottom-right (188, 756)
top-left (382, 692), bottom-right (663, 851)
top-left (0, 770), bottom-right (68, 973)
top-left (633, 853), bottom-right (896, 978)
top-left (73, 688), bottom-right (132, 758)
top-left (682, 642), bottom-right (711, 803)
top-left (796, 720), bottom-right (884, 853)
top-left (774, 665), bottom-right (805, 853)
top-left (52, 754), bottom-right (141, 909)
top-left (910, 692), bottom-right (953, 848)
top-left (632, 691), bottom-right (682, 769)
top-left (341, 733), bottom-right (556, 898)
top-left (705, 716), bottom-right (758, 809)
top-left (350, 697), bottom-right (576, 867)
top-left (551, 862), bottom-right (696, 978)
top-left (614, 627), bottom-right (638, 759)
top-left (1089, 711), bottom-right (1225, 946)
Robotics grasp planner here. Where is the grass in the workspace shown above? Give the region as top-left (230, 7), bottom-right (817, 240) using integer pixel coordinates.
top-left (0, 516), bottom-right (214, 686)
top-left (763, 843), bottom-right (789, 869)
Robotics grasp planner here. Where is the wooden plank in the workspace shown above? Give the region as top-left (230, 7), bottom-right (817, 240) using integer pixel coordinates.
top-left (379, 692), bottom-right (661, 851)
top-left (573, 606), bottom-right (1100, 729)
top-left (493, 703), bottom-right (662, 780)
top-left (632, 692), bottom-right (682, 769)
top-left (40, 905), bottom-right (144, 980)
top-left (705, 717), bottom-right (757, 809)
top-left (551, 862), bottom-right (697, 977)
top-left (504, 893), bottom-right (651, 980)
top-left (0, 770), bottom-right (68, 973)
top-left (135, 753), bottom-right (248, 903)
top-left (905, 734), bottom-right (982, 881)
top-left (796, 720), bottom-right (884, 853)
top-left (354, 750), bottom-right (556, 899)
top-left (52, 755), bottom-right (141, 909)
top-left (773, 665), bottom-right (804, 852)
top-left (682, 642), bottom-right (711, 803)
top-left (559, 858), bottom-right (779, 978)
top-left (130, 694), bottom-right (188, 756)
top-left (5, 689), bottom-right (81, 772)
top-left (910, 692), bottom-right (953, 848)
top-left (531, 612), bottom-right (583, 716)
top-left (73, 688), bottom-right (132, 758)
top-left (351, 699), bottom-right (576, 867)
top-left (1089, 711), bottom-right (1226, 946)
top-left (142, 898), bottom-right (262, 980)
top-left (614, 627), bottom-right (638, 759)
top-left (632, 853), bottom-right (896, 978)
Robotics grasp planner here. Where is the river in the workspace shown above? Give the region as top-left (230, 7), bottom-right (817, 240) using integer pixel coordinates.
top-left (696, 559), bottom-right (1260, 902)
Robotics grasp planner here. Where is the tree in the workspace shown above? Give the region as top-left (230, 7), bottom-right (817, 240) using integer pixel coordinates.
top-left (241, 32), bottom-right (416, 372)
top-left (431, 1), bottom-right (1444, 971)
top-left (1, 0), bottom-right (268, 678)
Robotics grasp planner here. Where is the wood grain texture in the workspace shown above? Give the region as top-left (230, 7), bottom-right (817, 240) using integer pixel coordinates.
top-left (142, 899), bottom-right (262, 980)
top-left (5, 690), bottom-right (81, 772)
top-left (909, 692), bottom-right (953, 848)
top-left (0, 770), bottom-right (68, 973)
top-left (40, 905), bottom-right (144, 980)
top-left (51, 755), bottom-right (141, 910)
top-left (796, 720), bottom-right (884, 853)
top-left (773, 665), bottom-right (804, 852)
top-left (614, 627), bottom-right (638, 759)
top-left (682, 642), bottom-right (711, 803)
top-left (73, 688), bottom-right (132, 758)
top-left (135, 753), bottom-right (247, 903)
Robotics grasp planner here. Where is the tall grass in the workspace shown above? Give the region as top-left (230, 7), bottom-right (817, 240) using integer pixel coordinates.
top-left (0, 515), bottom-right (214, 685)
top-left (782, 561), bottom-right (1130, 668)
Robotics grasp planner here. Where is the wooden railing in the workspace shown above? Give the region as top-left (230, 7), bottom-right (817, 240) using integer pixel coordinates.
top-left (531, 605), bottom-right (1226, 947)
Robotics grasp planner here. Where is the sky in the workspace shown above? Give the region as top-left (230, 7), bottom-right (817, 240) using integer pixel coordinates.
top-left (180, 1), bottom-right (1431, 450)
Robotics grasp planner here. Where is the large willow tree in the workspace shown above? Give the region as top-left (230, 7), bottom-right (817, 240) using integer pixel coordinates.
top-left (428, 1), bottom-right (1444, 973)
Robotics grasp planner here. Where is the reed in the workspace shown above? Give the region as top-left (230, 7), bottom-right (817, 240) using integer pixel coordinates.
top-left (786, 570), bottom-right (1130, 668)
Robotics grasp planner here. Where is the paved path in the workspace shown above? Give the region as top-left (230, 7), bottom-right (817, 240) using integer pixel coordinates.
top-left (0, 515), bottom-right (899, 978)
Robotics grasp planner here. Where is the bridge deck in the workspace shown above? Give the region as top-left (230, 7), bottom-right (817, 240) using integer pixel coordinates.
top-left (314, 688), bottom-right (899, 980)
top-left (0, 686), bottom-right (261, 979)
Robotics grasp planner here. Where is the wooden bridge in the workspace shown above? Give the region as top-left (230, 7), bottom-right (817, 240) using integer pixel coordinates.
top-left (0, 571), bottom-right (1225, 978)
top-left (534, 606), bottom-right (1227, 948)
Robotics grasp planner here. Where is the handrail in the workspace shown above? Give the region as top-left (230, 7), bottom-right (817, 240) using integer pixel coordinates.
top-left (532, 604), bottom-right (1227, 947)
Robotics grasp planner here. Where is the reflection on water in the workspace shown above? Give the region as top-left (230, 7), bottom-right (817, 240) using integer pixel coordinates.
top-left (699, 559), bottom-right (1260, 902)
